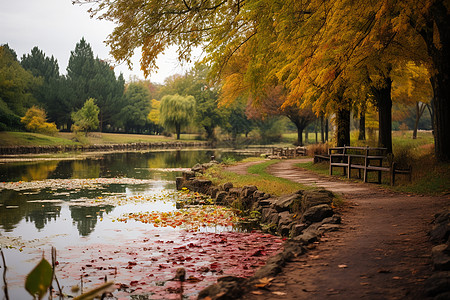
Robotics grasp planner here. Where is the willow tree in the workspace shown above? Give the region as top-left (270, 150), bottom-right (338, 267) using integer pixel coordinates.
top-left (159, 94), bottom-right (195, 139)
top-left (76, 0), bottom-right (450, 161)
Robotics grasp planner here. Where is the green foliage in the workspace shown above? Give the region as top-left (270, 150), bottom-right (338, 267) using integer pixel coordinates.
top-left (160, 94), bottom-right (195, 139)
top-left (0, 44), bottom-right (40, 129)
top-left (21, 106), bottom-right (58, 135)
top-left (25, 257), bottom-right (53, 299)
top-left (160, 65), bottom-right (224, 141)
top-left (21, 46), bottom-right (59, 80)
top-left (65, 39), bottom-right (125, 131)
top-left (119, 83), bottom-right (152, 133)
top-left (71, 98), bottom-right (100, 135)
top-left (222, 103), bottom-right (253, 142)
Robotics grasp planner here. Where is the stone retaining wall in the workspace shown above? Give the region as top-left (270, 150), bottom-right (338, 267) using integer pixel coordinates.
top-left (176, 161), bottom-right (342, 299)
top-left (0, 141), bottom-right (211, 155)
top-left (426, 210), bottom-right (450, 299)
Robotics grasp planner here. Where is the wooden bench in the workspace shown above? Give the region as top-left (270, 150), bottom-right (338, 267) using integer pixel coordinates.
top-left (328, 146), bottom-right (411, 186)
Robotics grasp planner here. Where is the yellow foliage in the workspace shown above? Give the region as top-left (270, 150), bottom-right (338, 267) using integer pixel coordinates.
top-left (21, 106), bottom-right (58, 135)
top-left (148, 99), bottom-right (161, 124)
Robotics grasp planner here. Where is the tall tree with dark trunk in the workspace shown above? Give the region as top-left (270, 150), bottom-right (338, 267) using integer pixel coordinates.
top-left (78, 0), bottom-right (450, 160)
top-left (370, 73), bottom-right (393, 153)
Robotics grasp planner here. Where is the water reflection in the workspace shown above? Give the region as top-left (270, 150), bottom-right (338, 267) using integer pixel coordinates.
top-left (70, 205), bottom-right (114, 236)
top-left (0, 149), bottom-right (248, 235)
top-left (26, 205), bottom-right (61, 231)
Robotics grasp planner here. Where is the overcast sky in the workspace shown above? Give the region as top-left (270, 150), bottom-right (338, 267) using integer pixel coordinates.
top-left (0, 0), bottom-right (196, 83)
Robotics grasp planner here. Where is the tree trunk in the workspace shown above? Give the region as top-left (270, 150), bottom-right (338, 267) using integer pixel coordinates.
top-left (336, 106), bottom-right (350, 147)
top-left (419, 0), bottom-right (450, 161)
top-left (315, 121), bottom-right (318, 143)
top-left (293, 120), bottom-right (305, 146)
top-left (320, 115), bottom-right (325, 142)
top-left (372, 76), bottom-right (393, 153)
top-left (305, 129), bottom-right (309, 145)
top-left (325, 118), bottom-right (329, 142)
top-left (358, 110), bottom-right (366, 140)
top-left (413, 102), bottom-right (427, 139)
top-left (175, 123), bottom-right (181, 140)
top-left (204, 125), bottom-right (216, 141)
top-left (297, 126), bottom-right (304, 146)
top-left (426, 102), bottom-right (434, 135)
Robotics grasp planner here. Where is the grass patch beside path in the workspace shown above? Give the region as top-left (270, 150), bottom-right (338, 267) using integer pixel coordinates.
top-left (204, 159), bottom-right (310, 196)
top-left (296, 158), bottom-right (450, 196)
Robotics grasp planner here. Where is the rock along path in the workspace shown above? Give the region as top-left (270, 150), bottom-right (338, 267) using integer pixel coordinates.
top-left (228, 159), bottom-right (450, 300)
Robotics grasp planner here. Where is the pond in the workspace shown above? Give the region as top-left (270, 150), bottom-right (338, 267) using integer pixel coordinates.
top-left (0, 149), bottom-right (283, 300)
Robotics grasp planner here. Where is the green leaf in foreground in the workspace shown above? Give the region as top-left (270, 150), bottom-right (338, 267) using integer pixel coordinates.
top-left (73, 281), bottom-right (114, 300)
top-left (25, 257), bottom-right (53, 299)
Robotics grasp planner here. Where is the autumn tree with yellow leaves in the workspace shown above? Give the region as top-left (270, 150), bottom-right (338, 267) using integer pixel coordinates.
top-left (76, 0), bottom-right (450, 161)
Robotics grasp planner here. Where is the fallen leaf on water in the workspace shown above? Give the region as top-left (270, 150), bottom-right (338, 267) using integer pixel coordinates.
top-left (338, 264), bottom-right (348, 268)
top-left (392, 276), bottom-right (402, 280)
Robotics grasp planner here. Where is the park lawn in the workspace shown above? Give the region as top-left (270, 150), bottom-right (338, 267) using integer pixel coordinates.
top-left (0, 131), bottom-right (201, 147)
top-left (296, 132), bottom-right (449, 196)
top-left (0, 131), bottom-right (80, 146)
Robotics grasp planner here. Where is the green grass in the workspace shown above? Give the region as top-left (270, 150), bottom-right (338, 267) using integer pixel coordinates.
top-left (0, 131), bottom-right (204, 147)
top-left (0, 132), bottom-right (80, 146)
top-left (204, 159), bottom-right (310, 196)
top-left (296, 134), bottom-right (450, 196)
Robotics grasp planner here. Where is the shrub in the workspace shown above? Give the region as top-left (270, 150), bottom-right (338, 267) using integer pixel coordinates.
top-left (307, 142), bottom-right (329, 156)
top-left (21, 106), bottom-right (58, 135)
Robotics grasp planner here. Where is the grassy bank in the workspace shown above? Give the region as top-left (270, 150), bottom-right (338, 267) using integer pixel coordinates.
top-left (296, 135), bottom-right (450, 196)
top-left (0, 131), bottom-right (200, 147)
top-left (203, 159), bottom-right (310, 196)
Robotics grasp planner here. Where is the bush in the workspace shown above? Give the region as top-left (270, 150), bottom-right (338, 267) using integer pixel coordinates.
top-left (307, 143), bottom-right (329, 156)
top-left (21, 106), bottom-right (58, 135)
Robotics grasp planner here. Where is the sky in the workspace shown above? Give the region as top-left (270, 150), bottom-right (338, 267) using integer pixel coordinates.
top-left (0, 0), bottom-right (197, 83)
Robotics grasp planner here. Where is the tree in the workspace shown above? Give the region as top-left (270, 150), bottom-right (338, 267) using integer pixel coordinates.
top-left (245, 86), bottom-right (316, 146)
top-left (66, 39), bottom-right (126, 131)
top-left (71, 98), bottom-right (100, 135)
top-left (392, 62), bottom-right (433, 139)
top-left (21, 47), bottom-right (62, 125)
top-left (67, 38), bottom-right (96, 110)
top-left (148, 99), bottom-right (163, 134)
top-left (89, 59), bottom-right (125, 131)
top-left (79, 0), bottom-right (450, 160)
top-left (0, 44), bottom-right (39, 130)
top-left (160, 94), bottom-right (195, 139)
top-left (21, 106), bottom-right (58, 135)
top-left (159, 65), bottom-right (224, 141)
top-left (118, 83), bottom-right (151, 133)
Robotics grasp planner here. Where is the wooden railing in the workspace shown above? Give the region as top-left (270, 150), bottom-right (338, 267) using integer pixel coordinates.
top-left (272, 146), bottom-right (307, 158)
top-left (327, 146), bottom-right (411, 186)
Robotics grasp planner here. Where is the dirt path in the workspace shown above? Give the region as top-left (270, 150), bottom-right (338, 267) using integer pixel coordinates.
top-left (234, 159), bottom-right (450, 300)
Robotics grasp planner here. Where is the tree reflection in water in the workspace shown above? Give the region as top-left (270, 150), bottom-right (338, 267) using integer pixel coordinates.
top-left (69, 205), bottom-right (114, 236)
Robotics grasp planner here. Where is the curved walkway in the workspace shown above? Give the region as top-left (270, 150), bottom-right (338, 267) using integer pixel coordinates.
top-left (236, 159), bottom-right (450, 300)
